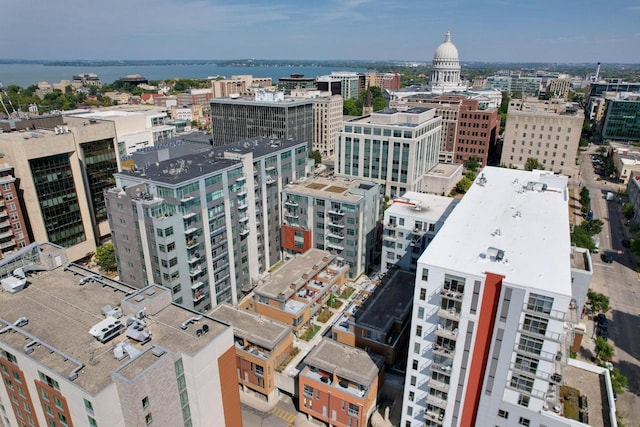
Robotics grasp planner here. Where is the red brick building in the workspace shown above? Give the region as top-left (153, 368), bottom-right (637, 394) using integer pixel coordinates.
top-left (0, 162), bottom-right (31, 258)
top-left (455, 99), bottom-right (500, 166)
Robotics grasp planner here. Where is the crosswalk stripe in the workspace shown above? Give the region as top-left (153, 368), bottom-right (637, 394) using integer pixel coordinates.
top-left (270, 407), bottom-right (297, 424)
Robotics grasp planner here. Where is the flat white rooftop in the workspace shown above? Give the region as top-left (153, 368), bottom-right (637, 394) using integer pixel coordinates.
top-left (419, 166), bottom-right (572, 296)
top-left (386, 191), bottom-right (458, 223)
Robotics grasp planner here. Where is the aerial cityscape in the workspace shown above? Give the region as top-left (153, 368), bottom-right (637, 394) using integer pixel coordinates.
top-left (0, 2), bottom-right (639, 427)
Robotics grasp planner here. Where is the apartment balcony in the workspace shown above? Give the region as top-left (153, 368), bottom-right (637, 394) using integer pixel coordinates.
top-left (0, 231), bottom-right (13, 240)
top-left (431, 362), bottom-right (453, 376)
top-left (284, 211), bottom-right (299, 219)
top-left (424, 411), bottom-right (444, 425)
top-left (0, 240), bottom-right (16, 250)
top-left (189, 266), bottom-right (203, 277)
top-left (240, 228), bottom-right (249, 237)
top-left (426, 394), bottom-right (448, 410)
top-left (513, 342), bottom-right (559, 363)
top-left (328, 209), bottom-right (345, 216)
top-left (437, 307), bottom-right (461, 322)
top-left (435, 327), bottom-right (458, 341)
top-left (191, 281), bottom-right (205, 290)
top-left (522, 303), bottom-right (566, 321)
top-left (429, 378), bottom-right (450, 394)
top-left (0, 220), bottom-right (10, 229)
top-left (236, 176), bottom-right (246, 183)
top-left (413, 226), bottom-right (426, 235)
top-left (193, 289), bottom-right (205, 303)
top-left (326, 242), bottom-right (344, 251)
top-left (182, 212), bottom-right (197, 220)
top-left (285, 200), bottom-right (299, 207)
top-left (239, 216), bottom-right (249, 225)
top-left (265, 177), bottom-right (276, 185)
top-left (432, 344), bottom-right (455, 359)
top-left (387, 221), bottom-right (397, 228)
top-left (184, 226), bottom-right (199, 235)
top-left (384, 234), bottom-right (396, 242)
top-left (180, 194), bottom-right (195, 203)
top-left (519, 324), bottom-right (563, 342)
top-left (328, 220), bottom-right (344, 228)
top-left (186, 239), bottom-right (199, 250)
top-left (265, 166), bottom-right (277, 172)
top-left (188, 253), bottom-right (202, 264)
top-left (237, 189), bottom-right (248, 198)
top-left (238, 202), bottom-right (248, 210)
top-left (327, 231), bottom-right (344, 239)
top-left (0, 210), bottom-right (7, 218)
top-left (440, 286), bottom-right (463, 301)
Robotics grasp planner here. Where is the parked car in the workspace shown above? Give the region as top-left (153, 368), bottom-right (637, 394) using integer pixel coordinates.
top-left (601, 252), bottom-right (614, 263)
top-left (622, 239), bottom-right (631, 248)
top-left (596, 313), bottom-right (607, 326)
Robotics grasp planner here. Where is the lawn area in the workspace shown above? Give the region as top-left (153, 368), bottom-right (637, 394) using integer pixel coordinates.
top-left (328, 297), bottom-right (343, 309)
top-left (301, 324), bottom-right (321, 341)
top-left (317, 308), bottom-right (332, 323)
top-left (339, 286), bottom-right (356, 299)
top-left (560, 385), bottom-right (581, 421)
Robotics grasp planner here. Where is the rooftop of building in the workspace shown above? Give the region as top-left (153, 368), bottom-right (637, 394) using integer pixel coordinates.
top-left (65, 105), bottom-right (168, 118)
top-left (419, 166), bottom-right (572, 295)
top-left (209, 93), bottom-right (313, 106)
top-left (214, 137), bottom-right (307, 159)
top-left (0, 266), bottom-right (228, 394)
top-left (356, 270), bottom-right (414, 331)
top-left (345, 107), bottom-right (437, 127)
top-left (208, 303), bottom-right (292, 351)
top-left (508, 98), bottom-right (584, 117)
top-left (424, 163), bottom-right (464, 179)
top-left (255, 249), bottom-right (336, 301)
top-left (283, 176), bottom-right (377, 203)
top-left (385, 191), bottom-right (458, 223)
top-left (303, 338), bottom-right (380, 386)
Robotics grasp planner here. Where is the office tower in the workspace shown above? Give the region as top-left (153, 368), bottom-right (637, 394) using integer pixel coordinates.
top-left (280, 177), bottom-right (380, 278)
top-left (0, 263), bottom-right (241, 427)
top-left (210, 91), bottom-right (313, 148)
top-left (106, 137), bottom-right (309, 310)
top-left (0, 115), bottom-right (118, 261)
top-left (337, 108), bottom-right (442, 198)
top-left (401, 167), bottom-right (592, 427)
top-left (500, 98), bottom-right (583, 177)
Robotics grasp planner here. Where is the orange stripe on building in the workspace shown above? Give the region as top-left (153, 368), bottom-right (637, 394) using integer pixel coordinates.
top-left (218, 346), bottom-right (243, 427)
top-left (459, 272), bottom-right (503, 427)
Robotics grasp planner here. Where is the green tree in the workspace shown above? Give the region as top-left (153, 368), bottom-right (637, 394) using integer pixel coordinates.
top-left (594, 337), bottom-right (614, 360)
top-left (524, 157), bottom-right (544, 171)
top-left (581, 219), bottom-right (603, 235)
top-left (570, 226), bottom-right (595, 250)
top-left (308, 150), bottom-right (322, 165)
top-left (466, 157), bottom-right (479, 172)
top-left (454, 177), bottom-right (472, 194)
top-left (580, 186), bottom-right (591, 214)
top-left (95, 242), bottom-right (117, 272)
top-left (587, 289), bottom-right (610, 313)
top-left (610, 368), bottom-right (628, 395)
top-left (622, 203), bottom-right (635, 220)
top-left (343, 98), bottom-right (360, 116)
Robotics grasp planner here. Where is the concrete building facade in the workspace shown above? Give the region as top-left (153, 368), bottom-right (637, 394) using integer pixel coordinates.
top-left (401, 167), bottom-right (593, 427)
top-left (280, 177), bottom-right (380, 278)
top-left (500, 99), bottom-right (584, 177)
top-left (106, 137), bottom-right (309, 311)
top-left (0, 264), bottom-right (241, 427)
top-left (381, 192), bottom-right (458, 274)
top-left (337, 108), bottom-right (442, 198)
top-left (0, 162), bottom-right (32, 258)
top-left (0, 115), bottom-right (118, 261)
top-left (210, 91), bottom-right (313, 148)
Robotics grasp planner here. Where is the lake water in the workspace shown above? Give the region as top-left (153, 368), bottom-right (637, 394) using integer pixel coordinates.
top-left (0, 63), bottom-right (370, 88)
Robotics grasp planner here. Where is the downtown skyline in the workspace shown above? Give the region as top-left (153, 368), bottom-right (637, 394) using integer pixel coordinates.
top-left (2, 0), bottom-right (640, 64)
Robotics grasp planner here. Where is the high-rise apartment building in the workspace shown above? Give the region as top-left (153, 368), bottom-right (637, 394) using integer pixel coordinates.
top-left (401, 167), bottom-right (592, 427)
top-left (381, 192), bottom-right (458, 274)
top-left (602, 97), bottom-right (640, 142)
top-left (0, 263), bottom-right (241, 427)
top-left (0, 162), bottom-right (31, 258)
top-left (280, 176), bottom-right (380, 277)
top-left (106, 137), bottom-right (309, 310)
top-left (312, 95), bottom-right (343, 158)
top-left (210, 91), bottom-right (313, 147)
top-left (0, 115), bottom-right (118, 261)
top-left (337, 108), bottom-right (442, 198)
top-left (500, 99), bottom-right (583, 177)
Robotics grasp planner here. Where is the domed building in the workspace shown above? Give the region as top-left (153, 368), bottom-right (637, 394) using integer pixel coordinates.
top-left (429, 29), bottom-right (468, 93)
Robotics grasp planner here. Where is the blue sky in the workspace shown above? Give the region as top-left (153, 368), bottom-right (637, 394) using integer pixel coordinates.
top-left (2, 0), bottom-right (639, 63)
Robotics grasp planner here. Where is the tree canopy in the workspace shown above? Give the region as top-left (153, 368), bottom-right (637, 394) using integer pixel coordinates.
top-left (308, 150), bottom-right (322, 165)
top-left (95, 242), bottom-right (117, 272)
top-left (524, 157), bottom-right (544, 171)
top-left (587, 289), bottom-right (610, 313)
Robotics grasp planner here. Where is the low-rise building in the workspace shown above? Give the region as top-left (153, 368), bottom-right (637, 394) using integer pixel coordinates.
top-left (208, 303), bottom-right (294, 403)
top-left (422, 163), bottom-right (464, 195)
top-left (381, 192), bottom-right (458, 273)
top-left (332, 270), bottom-right (415, 365)
top-left (240, 249), bottom-right (349, 334)
top-left (298, 338), bottom-right (383, 427)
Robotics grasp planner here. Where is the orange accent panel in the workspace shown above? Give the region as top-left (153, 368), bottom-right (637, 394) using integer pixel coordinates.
top-left (459, 272), bottom-right (503, 427)
top-left (35, 381), bottom-right (71, 427)
top-left (218, 346), bottom-right (243, 427)
top-left (0, 359), bottom-right (40, 427)
top-left (281, 225), bottom-right (312, 253)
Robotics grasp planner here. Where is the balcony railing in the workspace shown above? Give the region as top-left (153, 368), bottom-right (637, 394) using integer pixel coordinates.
top-left (432, 344), bottom-right (455, 359)
top-left (426, 394), bottom-right (448, 410)
top-left (437, 308), bottom-right (460, 322)
top-left (522, 303), bottom-right (566, 321)
top-left (328, 209), bottom-right (344, 216)
top-left (429, 378), bottom-right (450, 394)
top-left (285, 200), bottom-right (299, 207)
top-left (513, 342), bottom-right (558, 362)
top-left (435, 327), bottom-right (458, 341)
top-left (440, 287), bottom-right (463, 301)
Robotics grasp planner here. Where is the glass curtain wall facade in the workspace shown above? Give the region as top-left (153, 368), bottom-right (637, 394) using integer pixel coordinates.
top-left (81, 138), bottom-right (118, 223)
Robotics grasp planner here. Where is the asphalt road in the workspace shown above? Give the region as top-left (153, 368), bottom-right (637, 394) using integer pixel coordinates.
top-left (579, 149), bottom-right (640, 424)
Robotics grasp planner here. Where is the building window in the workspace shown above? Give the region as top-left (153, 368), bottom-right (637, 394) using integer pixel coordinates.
top-left (518, 417), bottom-right (530, 426)
top-left (348, 403), bottom-right (359, 417)
top-left (419, 288), bottom-right (426, 300)
top-left (145, 413), bottom-right (153, 425)
top-left (88, 416), bottom-right (98, 427)
top-left (57, 413), bottom-right (68, 426)
top-left (408, 391), bottom-right (414, 402)
top-left (416, 325), bottom-right (422, 337)
top-left (54, 397), bottom-right (63, 410)
top-left (412, 360), bottom-right (418, 370)
top-left (38, 372), bottom-right (60, 390)
top-left (255, 365), bottom-right (264, 377)
top-left (410, 376), bottom-right (416, 386)
top-left (527, 293), bottom-right (554, 314)
top-left (498, 409), bottom-right (509, 419)
top-left (518, 394), bottom-right (530, 407)
top-left (417, 307), bottom-right (424, 319)
top-left (421, 268), bottom-right (429, 281)
top-left (142, 397), bottom-right (150, 410)
top-left (303, 385), bottom-right (313, 398)
top-left (84, 399), bottom-right (94, 413)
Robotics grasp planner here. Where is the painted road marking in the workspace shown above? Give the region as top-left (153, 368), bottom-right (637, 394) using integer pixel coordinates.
top-left (270, 407), bottom-right (297, 425)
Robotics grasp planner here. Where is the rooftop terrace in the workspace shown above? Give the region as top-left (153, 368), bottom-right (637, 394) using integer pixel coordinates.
top-left (304, 338), bottom-right (380, 387)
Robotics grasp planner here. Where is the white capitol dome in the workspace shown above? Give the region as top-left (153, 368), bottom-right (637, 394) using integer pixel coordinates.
top-left (429, 29), bottom-right (466, 93)
top-left (433, 29), bottom-right (459, 63)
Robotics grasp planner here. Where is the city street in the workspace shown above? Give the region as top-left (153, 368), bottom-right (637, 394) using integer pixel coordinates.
top-left (578, 150), bottom-right (640, 424)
